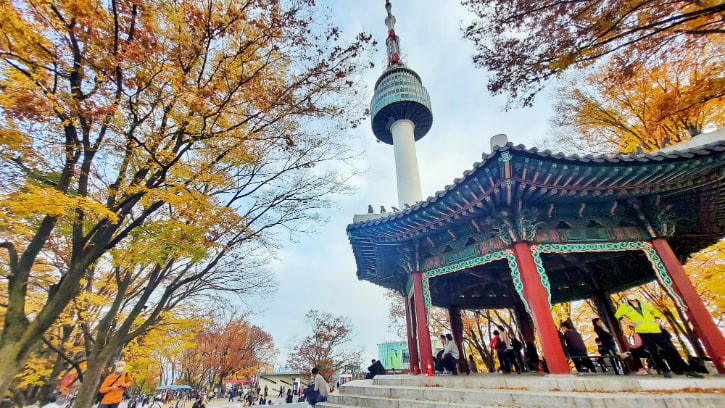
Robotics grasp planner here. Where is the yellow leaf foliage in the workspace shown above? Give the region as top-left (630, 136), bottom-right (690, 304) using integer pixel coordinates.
top-left (552, 38), bottom-right (724, 153)
top-left (684, 240), bottom-right (725, 317)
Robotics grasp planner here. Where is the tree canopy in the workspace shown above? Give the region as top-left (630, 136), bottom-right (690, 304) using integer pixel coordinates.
top-left (286, 310), bottom-right (361, 380)
top-left (462, 0), bottom-right (725, 107)
top-left (0, 0), bottom-right (373, 400)
top-left (550, 38), bottom-right (724, 153)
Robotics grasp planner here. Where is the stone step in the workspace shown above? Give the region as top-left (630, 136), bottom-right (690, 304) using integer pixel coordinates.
top-left (371, 373), bottom-right (725, 392)
top-left (326, 378), bottom-right (725, 408)
top-left (318, 394), bottom-right (514, 408)
top-left (320, 388), bottom-right (723, 408)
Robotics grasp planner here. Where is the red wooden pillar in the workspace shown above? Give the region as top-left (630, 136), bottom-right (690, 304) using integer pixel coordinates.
top-left (405, 294), bottom-right (420, 372)
top-left (448, 305), bottom-right (468, 373)
top-left (651, 238), bottom-right (725, 374)
top-left (511, 242), bottom-right (570, 374)
top-left (411, 271), bottom-right (434, 374)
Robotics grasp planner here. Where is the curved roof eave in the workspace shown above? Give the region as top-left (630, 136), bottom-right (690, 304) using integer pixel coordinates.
top-left (347, 141), bottom-right (725, 235)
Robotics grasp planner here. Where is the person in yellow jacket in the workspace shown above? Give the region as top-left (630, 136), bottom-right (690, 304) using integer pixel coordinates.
top-left (99, 361), bottom-right (133, 408)
top-left (615, 292), bottom-right (703, 378)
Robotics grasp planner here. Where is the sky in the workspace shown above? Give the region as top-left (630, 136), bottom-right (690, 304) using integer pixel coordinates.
top-left (246, 0), bottom-right (555, 369)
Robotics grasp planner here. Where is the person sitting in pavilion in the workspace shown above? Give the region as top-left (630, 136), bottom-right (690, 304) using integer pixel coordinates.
top-left (615, 291), bottom-right (703, 378)
top-left (467, 354), bottom-right (478, 373)
top-left (435, 334), bottom-right (447, 373)
top-left (440, 333), bottom-right (459, 375)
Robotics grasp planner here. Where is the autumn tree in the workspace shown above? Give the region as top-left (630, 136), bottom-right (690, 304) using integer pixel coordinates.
top-left (121, 313), bottom-right (202, 394)
top-left (195, 315), bottom-right (275, 389)
top-left (550, 39), bottom-right (724, 154)
top-left (286, 310), bottom-right (362, 380)
top-left (684, 241), bottom-right (725, 322)
top-left (462, 0), bottom-right (725, 107)
top-left (0, 0), bottom-right (373, 399)
top-left (384, 289), bottom-right (406, 339)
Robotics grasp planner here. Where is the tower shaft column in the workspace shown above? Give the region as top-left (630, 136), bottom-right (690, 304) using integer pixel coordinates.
top-left (391, 119), bottom-right (423, 207)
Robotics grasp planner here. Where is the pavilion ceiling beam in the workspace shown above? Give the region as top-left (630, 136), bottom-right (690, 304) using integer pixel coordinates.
top-left (571, 168), bottom-right (593, 188)
top-left (609, 166), bottom-right (634, 186)
top-left (581, 167), bottom-right (609, 188)
top-left (541, 163), bottom-right (556, 185)
top-left (618, 164), bottom-right (651, 188)
top-left (595, 167), bottom-right (619, 188)
top-left (657, 162), bottom-right (697, 186)
top-left (642, 163), bottom-right (679, 186)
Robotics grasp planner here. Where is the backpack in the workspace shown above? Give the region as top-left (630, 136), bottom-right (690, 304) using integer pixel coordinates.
top-left (494, 337), bottom-right (506, 351)
top-left (511, 338), bottom-right (523, 351)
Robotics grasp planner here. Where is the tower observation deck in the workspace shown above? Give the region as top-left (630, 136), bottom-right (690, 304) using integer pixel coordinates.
top-left (371, 0), bottom-right (433, 207)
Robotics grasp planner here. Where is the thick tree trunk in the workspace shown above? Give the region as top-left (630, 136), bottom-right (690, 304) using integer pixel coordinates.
top-left (0, 340), bottom-right (35, 399)
top-left (73, 351), bottom-right (114, 408)
top-left (0, 258), bottom-right (90, 398)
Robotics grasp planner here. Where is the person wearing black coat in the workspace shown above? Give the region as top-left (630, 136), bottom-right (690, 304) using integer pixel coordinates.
top-left (365, 359), bottom-right (386, 379)
top-left (592, 318), bottom-right (617, 355)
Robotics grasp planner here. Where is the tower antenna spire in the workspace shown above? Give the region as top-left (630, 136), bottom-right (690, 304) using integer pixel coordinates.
top-left (385, 0), bottom-right (401, 67)
top-left (371, 0), bottom-right (433, 207)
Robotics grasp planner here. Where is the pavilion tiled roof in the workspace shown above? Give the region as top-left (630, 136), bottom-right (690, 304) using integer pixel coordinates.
top-left (347, 141), bottom-right (725, 289)
top-left (349, 141), bottom-right (725, 234)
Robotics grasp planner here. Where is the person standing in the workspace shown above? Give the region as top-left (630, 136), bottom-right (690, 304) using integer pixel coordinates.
top-left (497, 326), bottom-right (521, 373)
top-left (286, 388), bottom-right (293, 404)
top-left (560, 322), bottom-right (595, 372)
top-left (592, 318), bottom-right (617, 355)
top-left (524, 341), bottom-right (540, 372)
top-left (654, 316), bottom-right (692, 375)
top-left (98, 361), bottom-right (133, 408)
top-left (593, 317), bottom-right (623, 373)
top-left (509, 337), bottom-right (525, 373)
top-left (615, 292), bottom-right (703, 378)
top-left (490, 330), bottom-right (509, 373)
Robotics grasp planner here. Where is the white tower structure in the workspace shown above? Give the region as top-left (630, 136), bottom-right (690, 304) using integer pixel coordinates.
top-left (370, 0), bottom-right (433, 208)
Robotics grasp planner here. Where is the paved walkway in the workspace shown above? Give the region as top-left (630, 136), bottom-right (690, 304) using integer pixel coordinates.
top-left (206, 398), bottom-right (308, 407)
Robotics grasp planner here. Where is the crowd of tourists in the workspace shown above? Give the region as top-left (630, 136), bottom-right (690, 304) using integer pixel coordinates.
top-left (73, 361), bottom-right (333, 408)
top-left (47, 292), bottom-right (710, 408)
top-left (429, 292), bottom-right (708, 378)
top-left (556, 292), bottom-right (706, 378)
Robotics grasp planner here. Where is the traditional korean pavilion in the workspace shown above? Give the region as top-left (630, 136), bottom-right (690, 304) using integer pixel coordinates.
top-left (347, 134), bottom-right (725, 375)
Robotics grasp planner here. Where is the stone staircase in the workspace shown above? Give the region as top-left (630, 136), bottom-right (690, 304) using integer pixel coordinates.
top-left (318, 374), bottom-right (725, 408)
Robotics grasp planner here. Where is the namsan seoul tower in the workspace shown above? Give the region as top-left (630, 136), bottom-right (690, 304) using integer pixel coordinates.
top-left (371, 0), bottom-right (433, 208)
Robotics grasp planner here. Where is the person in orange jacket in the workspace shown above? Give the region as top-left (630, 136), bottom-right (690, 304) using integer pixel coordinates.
top-left (99, 361), bottom-right (133, 408)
